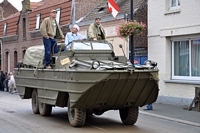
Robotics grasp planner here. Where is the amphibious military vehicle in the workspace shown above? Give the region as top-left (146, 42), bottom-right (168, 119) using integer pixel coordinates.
top-left (15, 40), bottom-right (159, 127)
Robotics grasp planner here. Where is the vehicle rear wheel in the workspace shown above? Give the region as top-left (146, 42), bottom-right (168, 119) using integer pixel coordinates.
top-left (39, 102), bottom-right (52, 116)
top-left (68, 98), bottom-right (86, 127)
top-left (32, 89), bottom-right (39, 114)
top-left (119, 106), bottom-right (138, 125)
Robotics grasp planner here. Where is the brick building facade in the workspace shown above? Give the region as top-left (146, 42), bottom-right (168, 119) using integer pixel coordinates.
top-left (0, 0), bottom-right (109, 72)
top-left (0, 0), bottom-right (72, 72)
top-left (0, 0), bottom-right (18, 20)
top-left (0, 0), bottom-right (148, 72)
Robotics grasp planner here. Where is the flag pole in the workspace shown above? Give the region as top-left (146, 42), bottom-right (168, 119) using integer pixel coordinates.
top-left (129, 0), bottom-right (134, 65)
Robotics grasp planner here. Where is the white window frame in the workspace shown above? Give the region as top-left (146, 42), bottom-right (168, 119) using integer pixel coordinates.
top-left (3, 23), bottom-right (7, 36)
top-left (56, 8), bottom-right (61, 24)
top-left (170, 0), bottom-right (180, 11)
top-left (36, 14), bottom-right (40, 30)
top-left (171, 37), bottom-right (200, 80)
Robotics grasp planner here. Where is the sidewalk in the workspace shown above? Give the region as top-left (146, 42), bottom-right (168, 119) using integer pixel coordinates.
top-left (140, 103), bottom-right (200, 127)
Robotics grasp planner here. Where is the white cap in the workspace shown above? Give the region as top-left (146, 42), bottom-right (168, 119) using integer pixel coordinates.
top-left (73, 24), bottom-right (80, 31)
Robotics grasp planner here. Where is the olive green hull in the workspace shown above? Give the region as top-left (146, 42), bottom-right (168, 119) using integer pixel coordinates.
top-left (15, 68), bottom-right (159, 110)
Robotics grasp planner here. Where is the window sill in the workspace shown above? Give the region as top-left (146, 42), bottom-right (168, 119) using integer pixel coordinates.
top-left (165, 8), bottom-right (181, 15)
top-left (164, 79), bottom-right (200, 85)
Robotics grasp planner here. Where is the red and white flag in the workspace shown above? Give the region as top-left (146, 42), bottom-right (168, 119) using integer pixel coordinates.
top-left (107, 0), bottom-right (120, 18)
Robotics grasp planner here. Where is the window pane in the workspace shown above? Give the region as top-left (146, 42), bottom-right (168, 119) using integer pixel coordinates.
top-left (3, 23), bottom-right (7, 36)
top-left (178, 0), bottom-right (180, 6)
top-left (56, 8), bottom-right (61, 24)
top-left (171, 0), bottom-right (176, 7)
top-left (36, 14), bottom-right (40, 29)
top-left (191, 39), bottom-right (200, 76)
top-left (72, 42), bottom-right (91, 50)
top-left (174, 41), bottom-right (189, 76)
top-left (92, 42), bottom-right (112, 50)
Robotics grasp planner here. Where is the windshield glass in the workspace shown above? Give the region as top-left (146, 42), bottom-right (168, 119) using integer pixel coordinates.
top-left (72, 42), bottom-right (91, 50)
top-left (72, 42), bottom-right (112, 50)
top-left (92, 42), bottom-right (112, 50)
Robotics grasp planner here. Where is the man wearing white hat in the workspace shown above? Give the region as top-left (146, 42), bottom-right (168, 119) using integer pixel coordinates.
top-left (64, 24), bottom-right (86, 50)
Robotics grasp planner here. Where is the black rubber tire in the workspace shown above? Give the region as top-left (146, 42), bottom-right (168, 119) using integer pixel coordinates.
top-left (31, 89), bottom-right (39, 114)
top-left (39, 102), bottom-right (52, 116)
top-left (119, 106), bottom-right (138, 125)
top-left (86, 110), bottom-right (93, 116)
top-left (68, 98), bottom-right (86, 127)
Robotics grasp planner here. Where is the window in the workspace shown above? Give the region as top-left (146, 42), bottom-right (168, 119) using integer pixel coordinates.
top-left (56, 8), bottom-right (61, 24)
top-left (36, 14), bottom-right (40, 30)
top-left (170, 0), bottom-right (180, 10)
top-left (22, 49), bottom-right (26, 58)
top-left (3, 23), bottom-right (7, 36)
top-left (172, 38), bottom-right (200, 80)
top-left (14, 51), bottom-right (17, 68)
top-left (6, 52), bottom-right (10, 72)
top-left (23, 18), bottom-right (26, 40)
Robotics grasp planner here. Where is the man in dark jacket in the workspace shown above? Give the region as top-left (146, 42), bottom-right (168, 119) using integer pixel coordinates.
top-left (0, 71), bottom-right (5, 91)
top-left (3, 71), bottom-right (9, 92)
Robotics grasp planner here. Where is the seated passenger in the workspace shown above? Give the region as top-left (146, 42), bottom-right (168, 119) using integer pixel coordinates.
top-left (64, 24), bottom-right (86, 50)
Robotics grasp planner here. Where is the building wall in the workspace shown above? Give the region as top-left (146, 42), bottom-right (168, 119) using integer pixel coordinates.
top-left (79, 19), bottom-right (127, 56)
top-left (0, 0), bottom-right (72, 72)
top-left (0, 0), bottom-right (18, 18)
top-left (76, 0), bottom-right (102, 20)
top-left (0, 15), bottom-right (19, 36)
top-left (148, 0), bottom-right (200, 105)
top-left (78, 0), bottom-right (148, 59)
top-left (1, 0), bottom-right (148, 73)
top-left (134, 1), bottom-right (148, 49)
top-left (28, 1), bottom-right (71, 31)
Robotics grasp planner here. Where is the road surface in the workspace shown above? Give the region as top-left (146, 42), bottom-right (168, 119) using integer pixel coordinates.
top-left (0, 92), bottom-right (199, 133)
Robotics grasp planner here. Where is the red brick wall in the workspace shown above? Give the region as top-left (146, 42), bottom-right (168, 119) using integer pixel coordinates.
top-left (0, 16), bottom-right (19, 36)
top-left (28, 1), bottom-right (71, 31)
top-left (0, 1), bottom-right (72, 72)
top-left (134, 2), bottom-right (148, 49)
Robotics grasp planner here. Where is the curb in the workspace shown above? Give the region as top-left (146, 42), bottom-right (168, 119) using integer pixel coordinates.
top-left (140, 111), bottom-right (200, 127)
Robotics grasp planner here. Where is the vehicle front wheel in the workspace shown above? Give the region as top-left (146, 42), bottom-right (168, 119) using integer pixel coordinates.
top-left (39, 102), bottom-right (52, 116)
top-left (119, 106), bottom-right (138, 125)
top-left (68, 98), bottom-right (86, 127)
top-left (32, 89), bottom-right (39, 114)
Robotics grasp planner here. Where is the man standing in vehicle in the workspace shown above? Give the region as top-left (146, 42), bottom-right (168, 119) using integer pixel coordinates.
top-left (87, 17), bottom-right (106, 40)
top-left (64, 24), bottom-right (86, 50)
top-left (40, 10), bottom-right (64, 69)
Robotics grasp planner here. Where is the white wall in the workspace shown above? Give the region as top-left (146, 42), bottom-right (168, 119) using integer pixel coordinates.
top-left (148, 0), bottom-right (200, 37)
top-left (148, 0), bottom-right (200, 105)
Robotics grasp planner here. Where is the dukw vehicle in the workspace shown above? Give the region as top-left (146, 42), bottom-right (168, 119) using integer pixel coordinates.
top-left (15, 40), bottom-right (159, 127)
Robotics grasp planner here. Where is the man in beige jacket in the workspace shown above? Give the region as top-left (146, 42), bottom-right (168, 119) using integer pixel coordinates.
top-left (40, 10), bottom-right (64, 69)
top-left (87, 17), bottom-right (106, 40)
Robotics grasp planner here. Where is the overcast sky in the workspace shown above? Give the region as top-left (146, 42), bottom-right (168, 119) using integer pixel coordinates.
top-left (0, 0), bottom-right (42, 11)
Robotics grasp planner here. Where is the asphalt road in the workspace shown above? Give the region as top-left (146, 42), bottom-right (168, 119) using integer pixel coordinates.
top-left (0, 92), bottom-right (199, 133)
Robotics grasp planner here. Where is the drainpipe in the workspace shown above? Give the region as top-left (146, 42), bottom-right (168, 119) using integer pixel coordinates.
top-left (0, 39), bottom-right (3, 70)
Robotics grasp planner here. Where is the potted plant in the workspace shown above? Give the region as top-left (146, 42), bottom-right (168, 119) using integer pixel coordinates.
top-left (116, 20), bottom-right (146, 40)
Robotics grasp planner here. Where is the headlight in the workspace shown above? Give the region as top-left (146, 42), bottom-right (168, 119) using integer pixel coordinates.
top-left (144, 60), bottom-right (157, 68)
top-left (92, 61), bottom-right (100, 69)
top-left (144, 60), bottom-right (151, 67)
